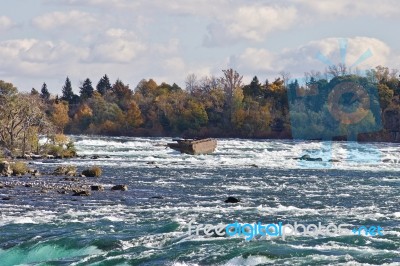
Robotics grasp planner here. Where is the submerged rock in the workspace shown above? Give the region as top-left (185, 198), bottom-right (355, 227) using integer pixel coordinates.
top-left (111, 185), bottom-right (128, 191)
top-left (297, 154), bottom-right (323, 161)
top-left (72, 190), bottom-right (91, 196)
top-left (91, 185), bottom-right (104, 191)
top-left (224, 196), bottom-right (240, 203)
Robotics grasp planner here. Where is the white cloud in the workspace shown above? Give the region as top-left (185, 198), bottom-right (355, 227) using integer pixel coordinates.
top-left (0, 16), bottom-right (15, 31)
top-left (32, 10), bottom-right (98, 31)
top-left (233, 37), bottom-right (392, 80)
top-left (86, 28), bottom-right (147, 63)
top-left (293, 0), bottom-right (400, 17)
top-left (0, 39), bottom-right (88, 77)
top-left (204, 4), bottom-right (298, 45)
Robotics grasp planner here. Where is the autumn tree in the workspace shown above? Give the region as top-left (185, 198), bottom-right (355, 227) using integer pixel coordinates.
top-left (220, 69), bottom-right (243, 127)
top-left (124, 100), bottom-right (144, 131)
top-left (51, 101), bottom-right (70, 133)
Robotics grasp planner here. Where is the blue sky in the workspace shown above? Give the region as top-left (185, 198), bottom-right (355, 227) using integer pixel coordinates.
top-left (0, 0), bottom-right (399, 93)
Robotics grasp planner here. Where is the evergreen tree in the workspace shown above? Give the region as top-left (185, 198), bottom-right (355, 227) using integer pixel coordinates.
top-left (61, 77), bottom-right (75, 103)
top-left (96, 74), bottom-right (112, 96)
top-left (79, 78), bottom-right (94, 100)
top-left (40, 83), bottom-right (50, 101)
top-left (31, 88), bottom-right (39, 95)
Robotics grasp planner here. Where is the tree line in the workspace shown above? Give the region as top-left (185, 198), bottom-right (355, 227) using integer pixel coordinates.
top-left (1, 65), bottom-right (400, 156)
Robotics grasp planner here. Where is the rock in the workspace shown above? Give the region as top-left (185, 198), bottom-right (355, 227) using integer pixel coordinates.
top-left (111, 185), bottom-right (128, 191)
top-left (82, 166), bottom-right (102, 177)
top-left (53, 165), bottom-right (77, 176)
top-left (41, 189), bottom-right (48, 193)
top-left (150, 196), bottom-right (164, 199)
top-left (11, 162), bottom-right (29, 176)
top-left (57, 190), bottom-right (67, 194)
top-left (91, 185), bottom-right (104, 191)
top-left (0, 161), bottom-right (13, 176)
top-left (72, 190), bottom-right (91, 196)
top-left (30, 170), bottom-right (41, 177)
top-left (105, 156), bottom-right (111, 159)
top-left (3, 148), bottom-right (13, 158)
top-left (147, 161), bottom-right (156, 165)
top-left (250, 164), bottom-right (258, 168)
top-left (328, 159), bottom-right (340, 162)
top-left (224, 196), bottom-right (240, 203)
top-left (24, 184), bottom-right (32, 188)
top-left (63, 177), bottom-right (79, 182)
top-left (297, 154), bottom-right (323, 161)
top-left (1, 197), bottom-right (12, 200)
top-left (0, 183), bottom-right (4, 189)
top-left (31, 154), bottom-right (43, 160)
top-left (91, 155), bottom-right (100, 160)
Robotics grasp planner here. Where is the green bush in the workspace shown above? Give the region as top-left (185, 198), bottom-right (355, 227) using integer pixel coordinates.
top-left (82, 166), bottom-right (102, 177)
top-left (11, 162), bottom-right (29, 175)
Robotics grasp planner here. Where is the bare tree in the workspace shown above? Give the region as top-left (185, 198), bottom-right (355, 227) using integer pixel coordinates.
top-left (185, 73), bottom-right (199, 94)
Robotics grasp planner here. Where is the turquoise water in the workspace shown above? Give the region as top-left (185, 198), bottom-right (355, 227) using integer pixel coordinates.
top-left (0, 137), bottom-right (399, 265)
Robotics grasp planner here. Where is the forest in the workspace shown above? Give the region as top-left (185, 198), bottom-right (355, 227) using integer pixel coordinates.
top-left (1, 65), bottom-right (400, 155)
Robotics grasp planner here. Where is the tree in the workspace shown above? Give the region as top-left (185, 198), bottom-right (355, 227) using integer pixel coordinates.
top-left (243, 76), bottom-right (263, 99)
top-left (96, 74), bottom-right (112, 96)
top-left (79, 78), bottom-right (94, 100)
top-left (61, 77), bottom-right (76, 103)
top-left (185, 73), bottom-right (199, 94)
top-left (110, 79), bottom-right (133, 110)
top-left (125, 101), bottom-right (144, 130)
top-left (40, 83), bottom-right (50, 101)
top-left (51, 101), bottom-right (70, 133)
top-left (31, 88), bottom-right (39, 96)
top-left (220, 69), bottom-right (243, 127)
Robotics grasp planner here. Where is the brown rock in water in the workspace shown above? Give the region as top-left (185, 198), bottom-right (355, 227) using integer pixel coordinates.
top-left (0, 161), bottom-right (13, 176)
top-left (82, 166), bottom-right (102, 177)
top-left (91, 185), bottom-right (104, 191)
top-left (53, 165), bottom-right (77, 176)
top-left (72, 190), bottom-right (91, 196)
top-left (111, 185), bottom-right (128, 191)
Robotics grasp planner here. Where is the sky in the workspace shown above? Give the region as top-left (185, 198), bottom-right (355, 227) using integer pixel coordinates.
top-left (0, 0), bottom-right (399, 94)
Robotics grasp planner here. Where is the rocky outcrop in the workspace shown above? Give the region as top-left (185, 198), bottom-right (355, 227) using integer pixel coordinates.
top-left (82, 166), bottom-right (102, 177)
top-left (53, 165), bottom-right (77, 176)
top-left (0, 161), bottom-right (12, 176)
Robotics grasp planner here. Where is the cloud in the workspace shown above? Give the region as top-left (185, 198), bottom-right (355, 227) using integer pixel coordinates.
top-left (32, 10), bottom-right (98, 31)
top-left (233, 37), bottom-right (392, 81)
top-left (0, 16), bottom-right (15, 31)
top-left (204, 4), bottom-right (298, 45)
top-left (293, 0), bottom-right (400, 17)
top-left (85, 28), bottom-right (147, 63)
top-left (0, 39), bottom-right (88, 77)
